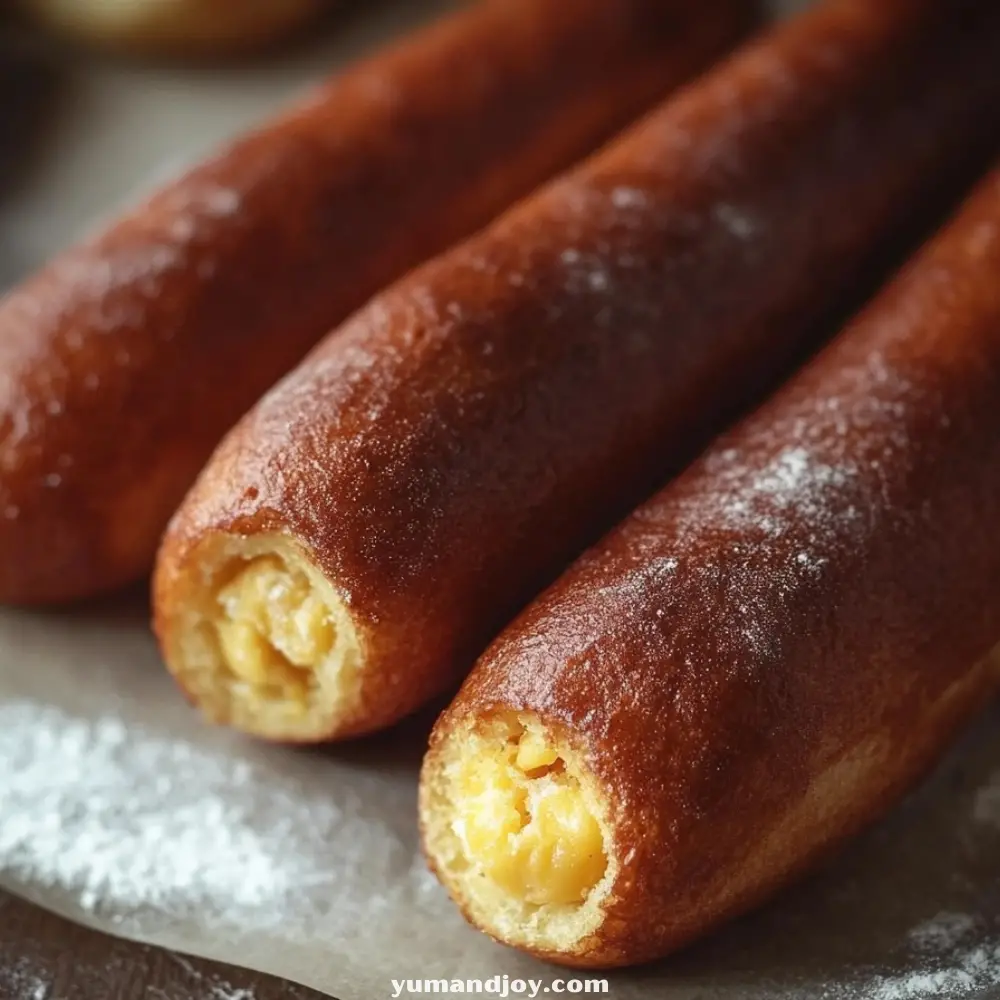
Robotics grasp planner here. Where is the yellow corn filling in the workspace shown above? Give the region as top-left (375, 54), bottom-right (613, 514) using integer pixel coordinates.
top-left (214, 557), bottom-right (334, 704)
top-left (453, 724), bottom-right (607, 906)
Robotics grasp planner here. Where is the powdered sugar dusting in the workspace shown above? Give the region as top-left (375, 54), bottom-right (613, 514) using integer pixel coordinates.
top-left (817, 914), bottom-right (1000, 1000)
top-left (656, 343), bottom-right (926, 613)
top-left (0, 961), bottom-right (49, 1000)
top-left (858, 944), bottom-right (1000, 1000)
top-left (207, 985), bottom-right (255, 1000)
top-left (907, 913), bottom-right (977, 955)
top-left (169, 956), bottom-right (258, 1000)
top-left (559, 245), bottom-right (613, 299)
top-left (581, 427), bottom-right (867, 663)
top-left (633, 436), bottom-right (861, 662)
top-left (701, 443), bottom-right (853, 542)
top-left (209, 986), bottom-right (256, 1000)
top-left (0, 701), bottom-right (346, 930)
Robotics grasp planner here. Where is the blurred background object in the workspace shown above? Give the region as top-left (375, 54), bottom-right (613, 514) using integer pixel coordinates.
top-left (17, 0), bottom-right (328, 58)
top-left (0, 32), bottom-right (59, 197)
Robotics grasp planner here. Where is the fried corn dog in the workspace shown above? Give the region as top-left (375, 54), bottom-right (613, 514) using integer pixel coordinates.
top-left (421, 164), bottom-right (1000, 967)
top-left (0, 0), bottom-right (748, 603)
top-left (155, 0), bottom-right (1000, 742)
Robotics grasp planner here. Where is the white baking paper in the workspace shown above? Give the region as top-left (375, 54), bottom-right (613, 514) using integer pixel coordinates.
top-left (1, 2), bottom-right (999, 998)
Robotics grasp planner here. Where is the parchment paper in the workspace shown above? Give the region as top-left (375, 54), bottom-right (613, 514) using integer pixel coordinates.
top-left (1, 2), bottom-right (999, 998)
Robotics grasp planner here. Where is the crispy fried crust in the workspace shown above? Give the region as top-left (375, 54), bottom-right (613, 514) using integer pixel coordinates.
top-left (421, 166), bottom-right (1000, 967)
top-left (0, 0), bottom-right (750, 604)
top-left (155, 0), bottom-right (1000, 743)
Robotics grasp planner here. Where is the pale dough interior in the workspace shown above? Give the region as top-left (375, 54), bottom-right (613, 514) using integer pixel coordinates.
top-left (422, 712), bottom-right (616, 955)
top-left (168, 533), bottom-right (363, 741)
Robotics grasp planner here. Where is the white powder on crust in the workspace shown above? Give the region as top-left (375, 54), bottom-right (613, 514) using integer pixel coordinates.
top-left (605, 344), bottom-right (929, 668)
top-left (697, 442), bottom-right (854, 544)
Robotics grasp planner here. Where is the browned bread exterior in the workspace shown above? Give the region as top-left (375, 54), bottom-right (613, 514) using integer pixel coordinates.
top-left (421, 164), bottom-right (1000, 967)
top-left (154, 0), bottom-right (1000, 743)
top-left (0, 0), bottom-right (749, 604)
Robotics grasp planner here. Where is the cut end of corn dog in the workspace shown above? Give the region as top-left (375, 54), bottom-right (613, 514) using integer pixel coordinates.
top-left (158, 532), bottom-right (363, 741)
top-left (421, 711), bottom-right (615, 958)
top-left (421, 646), bottom-right (1000, 967)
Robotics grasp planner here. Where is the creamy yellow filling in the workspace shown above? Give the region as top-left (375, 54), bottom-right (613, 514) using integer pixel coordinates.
top-left (214, 557), bottom-right (334, 704)
top-left (453, 724), bottom-right (607, 906)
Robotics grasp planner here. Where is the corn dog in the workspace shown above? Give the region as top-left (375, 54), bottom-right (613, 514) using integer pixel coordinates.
top-left (154, 0), bottom-right (1000, 742)
top-left (420, 163), bottom-right (1000, 967)
top-left (0, 0), bottom-right (748, 604)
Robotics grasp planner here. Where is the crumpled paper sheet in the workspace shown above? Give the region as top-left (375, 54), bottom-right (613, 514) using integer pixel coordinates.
top-left (2, 1), bottom-right (999, 998)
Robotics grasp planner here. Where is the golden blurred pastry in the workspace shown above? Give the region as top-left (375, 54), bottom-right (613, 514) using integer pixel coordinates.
top-left (23, 0), bottom-right (324, 56)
